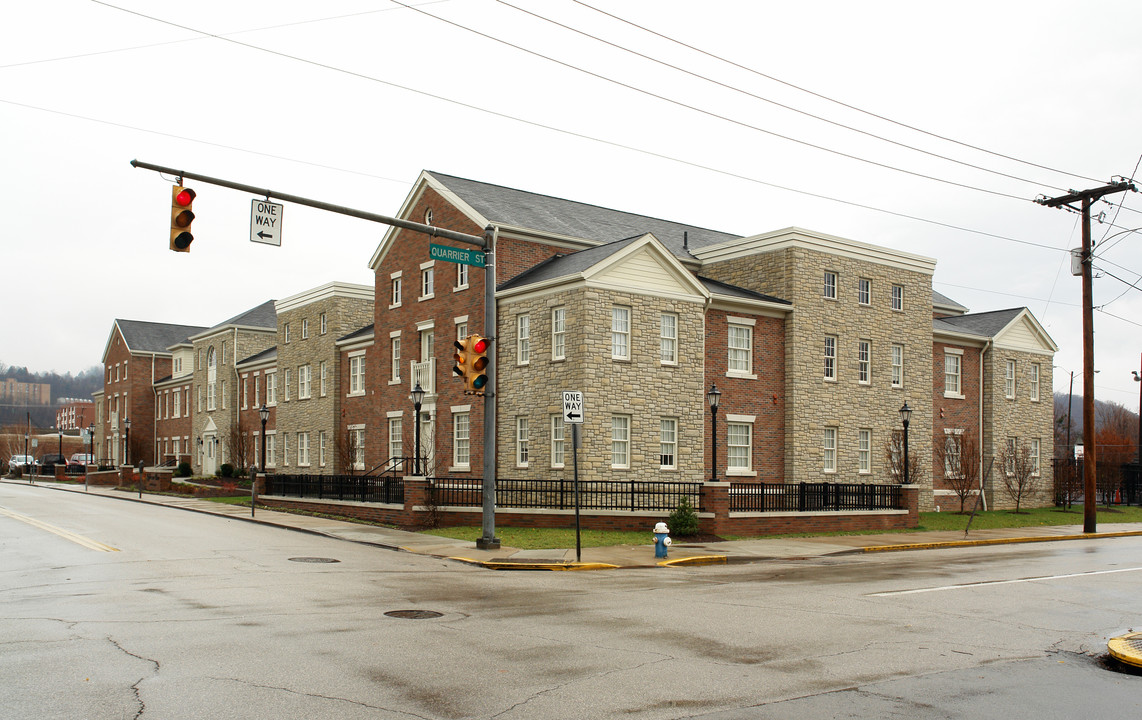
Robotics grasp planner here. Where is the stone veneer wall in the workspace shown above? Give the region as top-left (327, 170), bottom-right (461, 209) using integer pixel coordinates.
top-left (495, 286), bottom-right (706, 482)
top-left (983, 348), bottom-right (1054, 509)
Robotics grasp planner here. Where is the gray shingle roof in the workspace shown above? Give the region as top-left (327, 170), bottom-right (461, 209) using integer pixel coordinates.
top-left (932, 289), bottom-right (968, 313)
top-left (429, 172), bottom-right (740, 258)
top-left (698, 276), bottom-right (790, 305)
top-left (209, 300), bottom-right (277, 332)
top-left (935, 307), bottom-right (1025, 338)
top-left (498, 235), bottom-right (645, 290)
top-left (237, 346), bottom-right (277, 366)
top-left (337, 324), bottom-right (374, 343)
top-left (116, 319), bottom-right (208, 354)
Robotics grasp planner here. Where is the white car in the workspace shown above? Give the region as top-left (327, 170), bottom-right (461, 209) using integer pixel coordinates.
top-left (8, 454), bottom-right (35, 473)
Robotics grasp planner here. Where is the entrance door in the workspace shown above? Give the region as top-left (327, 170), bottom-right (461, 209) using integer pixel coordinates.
top-left (203, 433), bottom-right (217, 476)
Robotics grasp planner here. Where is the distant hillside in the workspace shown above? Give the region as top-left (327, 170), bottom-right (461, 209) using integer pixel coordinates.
top-left (0, 363), bottom-right (102, 429)
top-left (1053, 391), bottom-right (1138, 441)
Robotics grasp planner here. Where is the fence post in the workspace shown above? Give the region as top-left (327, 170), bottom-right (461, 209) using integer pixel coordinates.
top-left (701, 481), bottom-right (729, 535)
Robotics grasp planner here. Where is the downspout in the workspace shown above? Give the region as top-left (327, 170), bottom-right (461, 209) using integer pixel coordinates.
top-left (152, 353), bottom-right (157, 468)
top-left (979, 339), bottom-right (991, 511)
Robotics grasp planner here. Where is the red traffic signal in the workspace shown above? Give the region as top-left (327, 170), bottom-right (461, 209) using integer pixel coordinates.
top-left (469, 335), bottom-right (489, 392)
top-left (170, 185), bottom-right (196, 252)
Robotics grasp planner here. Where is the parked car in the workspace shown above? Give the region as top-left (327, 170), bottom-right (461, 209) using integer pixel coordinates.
top-left (36, 453), bottom-right (67, 472)
top-left (8, 454), bottom-right (35, 473)
top-left (67, 453), bottom-right (95, 473)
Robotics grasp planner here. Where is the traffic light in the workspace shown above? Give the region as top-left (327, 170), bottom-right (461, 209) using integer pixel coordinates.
top-left (452, 339), bottom-right (470, 384)
top-left (468, 335), bottom-right (489, 394)
top-left (170, 185), bottom-right (196, 252)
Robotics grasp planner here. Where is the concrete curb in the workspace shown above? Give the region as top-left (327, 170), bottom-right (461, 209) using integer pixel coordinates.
top-left (448, 557), bottom-right (620, 571)
top-left (860, 530), bottom-right (1142, 553)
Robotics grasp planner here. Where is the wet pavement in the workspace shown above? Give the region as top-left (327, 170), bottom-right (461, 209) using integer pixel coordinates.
top-left (7, 477), bottom-right (1142, 570)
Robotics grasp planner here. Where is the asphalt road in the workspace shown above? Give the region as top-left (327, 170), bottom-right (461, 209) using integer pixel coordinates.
top-left (2, 483), bottom-right (1139, 719)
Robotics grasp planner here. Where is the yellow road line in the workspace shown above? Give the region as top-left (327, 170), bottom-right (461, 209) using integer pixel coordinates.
top-left (0, 507), bottom-right (119, 552)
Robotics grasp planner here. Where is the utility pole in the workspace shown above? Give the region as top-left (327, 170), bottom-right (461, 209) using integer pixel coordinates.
top-left (1036, 180), bottom-right (1135, 533)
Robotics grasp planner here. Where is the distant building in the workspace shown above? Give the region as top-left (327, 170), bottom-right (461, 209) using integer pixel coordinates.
top-left (56, 400), bottom-right (94, 430)
top-left (0, 378), bottom-right (51, 405)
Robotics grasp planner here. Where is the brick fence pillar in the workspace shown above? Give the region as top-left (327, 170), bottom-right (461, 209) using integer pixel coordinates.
top-left (901, 484), bottom-right (920, 527)
top-left (404, 476), bottom-right (431, 526)
top-left (701, 482), bottom-right (730, 534)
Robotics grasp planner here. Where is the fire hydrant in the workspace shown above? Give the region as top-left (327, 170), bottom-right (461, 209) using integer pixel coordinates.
top-left (653, 522), bottom-right (672, 559)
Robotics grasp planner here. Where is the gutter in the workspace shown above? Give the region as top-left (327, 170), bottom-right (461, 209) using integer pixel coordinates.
top-left (979, 339), bottom-right (991, 511)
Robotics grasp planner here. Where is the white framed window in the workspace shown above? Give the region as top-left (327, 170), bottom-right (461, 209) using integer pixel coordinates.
top-left (349, 424), bottom-right (365, 471)
top-left (420, 262), bottom-right (435, 300)
top-left (944, 433), bottom-right (963, 478)
top-left (456, 263), bottom-right (469, 289)
top-left (349, 353), bottom-right (365, 396)
top-left (320, 313), bottom-right (327, 335)
top-left (301, 319), bottom-right (309, 339)
top-left (297, 432), bottom-right (310, 467)
top-left (824, 335), bottom-right (837, 381)
top-left (265, 371), bottom-right (277, 406)
top-left (891, 284), bottom-right (904, 311)
top-left (390, 275), bottom-right (402, 307)
top-left (320, 361), bottom-right (327, 397)
top-left (241, 377), bottom-right (248, 409)
top-left (660, 418), bottom-right (677, 470)
top-left (612, 307), bottom-right (630, 360)
top-left (283, 369), bottom-right (291, 402)
top-left (1005, 360), bottom-right (1016, 399)
top-left (221, 380), bottom-right (227, 410)
top-left (282, 432), bottom-right (289, 466)
top-left (857, 340), bottom-right (871, 384)
top-left (252, 376), bottom-right (259, 408)
top-left (660, 313), bottom-right (678, 365)
top-left (1031, 438), bottom-right (1041, 476)
top-left (390, 333), bottom-right (401, 383)
top-left (455, 316), bottom-right (468, 342)
top-left (387, 415), bottom-right (403, 467)
top-left (858, 278), bottom-right (871, 305)
top-left (453, 411), bottom-right (470, 469)
top-left (516, 416), bottom-right (529, 467)
top-left (206, 346), bottom-right (217, 411)
top-left (265, 432), bottom-right (276, 468)
top-left (551, 307), bottom-right (565, 361)
top-left (945, 352), bottom-right (963, 397)
top-left (611, 415), bottom-right (630, 468)
top-left (1030, 363), bottom-right (1040, 402)
top-left (727, 421), bottom-right (752, 473)
top-left (550, 414), bottom-right (565, 468)
top-left (517, 314), bottom-right (530, 365)
top-left (221, 343), bottom-right (227, 365)
top-left (319, 431), bottom-right (328, 467)
top-left (173, 390), bottom-right (180, 418)
top-left (858, 429), bottom-right (871, 474)
top-left (823, 271), bottom-right (837, 299)
top-left (297, 365), bottom-right (311, 400)
top-left (284, 323), bottom-right (290, 344)
top-left (728, 322), bottom-right (752, 375)
top-left (891, 344), bottom-right (904, 388)
top-left (823, 427), bottom-right (837, 473)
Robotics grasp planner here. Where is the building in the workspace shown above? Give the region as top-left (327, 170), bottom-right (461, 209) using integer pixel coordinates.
top-left (55, 399), bottom-right (94, 431)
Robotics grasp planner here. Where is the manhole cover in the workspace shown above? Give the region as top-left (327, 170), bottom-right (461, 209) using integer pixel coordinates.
top-left (1108, 632), bottom-right (1142, 670)
top-left (385, 610), bottom-right (444, 620)
top-left (288, 557), bottom-right (340, 564)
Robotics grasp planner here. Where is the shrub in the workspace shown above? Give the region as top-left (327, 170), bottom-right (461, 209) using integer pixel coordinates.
top-left (668, 496), bottom-right (700, 537)
top-left (219, 463), bottom-right (234, 478)
top-left (177, 461), bottom-right (192, 477)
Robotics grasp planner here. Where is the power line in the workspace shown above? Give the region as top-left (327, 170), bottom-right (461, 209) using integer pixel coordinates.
top-left (570, 0), bottom-right (1103, 186)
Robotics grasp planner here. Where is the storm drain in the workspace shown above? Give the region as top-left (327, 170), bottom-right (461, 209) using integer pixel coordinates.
top-left (385, 610), bottom-right (444, 620)
top-left (288, 557), bottom-right (341, 564)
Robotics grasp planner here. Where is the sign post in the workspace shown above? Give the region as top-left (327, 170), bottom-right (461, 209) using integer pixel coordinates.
top-left (563, 392), bottom-right (584, 561)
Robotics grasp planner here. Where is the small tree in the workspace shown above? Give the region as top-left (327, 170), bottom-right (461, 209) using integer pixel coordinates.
top-left (933, 430), bottom-right (982, 513)
top-left (668, 496), bottom-right (700, 537)
top-left (884, 430), bottom-right (925, 486)
top-left (999, 440), bottom-right (1039, 513)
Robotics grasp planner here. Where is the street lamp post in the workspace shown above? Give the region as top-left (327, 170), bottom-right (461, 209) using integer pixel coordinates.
top-left (411, 382), bottom-right (425, 476)
top-left (707, 384), bottom-right (722, 482)
top-left (257, 404), bottom-right (269, 518)
top-left (124, 417), bottom-right (131, 467)
top-left (899, 402), bottom-right (912, 485)
top-left (24, 432), bottom-right (29, 482)
top-left (86, 423), bottom-right (94, 492)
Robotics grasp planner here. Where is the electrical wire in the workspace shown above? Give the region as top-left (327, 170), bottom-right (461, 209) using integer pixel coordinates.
top-left (569, 0), bottom-right (1103, 186)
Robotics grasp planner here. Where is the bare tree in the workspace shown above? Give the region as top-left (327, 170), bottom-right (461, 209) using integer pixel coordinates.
top-left (999, 440), bottom-right (1039, 513)
top-left (1054, 457), bottom-right (1081, 510)
top-left (884, 430), bottom-right (925, 486)
top-left (226, 416), bottom-right (253, 474)
top-left (933, 430), bottom-right (982, 513)
top-left (336, 428), bottom-right (361, 476)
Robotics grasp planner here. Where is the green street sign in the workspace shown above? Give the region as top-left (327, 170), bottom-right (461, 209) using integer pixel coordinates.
top-left (430, 243), bottom-right (485, 268)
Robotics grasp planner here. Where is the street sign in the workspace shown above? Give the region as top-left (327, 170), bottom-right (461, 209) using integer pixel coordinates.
top-left (430, 243), bottom-right (485, 268)
top-left (562, 391), bottom-right (583, 424)
top-left (250, 199), bottom-right (283, 246)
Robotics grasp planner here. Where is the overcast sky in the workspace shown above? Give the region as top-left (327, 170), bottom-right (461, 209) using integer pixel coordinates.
top-left (3, 0), bottom-right (1141, 409)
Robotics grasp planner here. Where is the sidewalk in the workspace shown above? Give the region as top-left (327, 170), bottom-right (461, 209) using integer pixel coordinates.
top-left (7, 477), bottom-right (1142, 570)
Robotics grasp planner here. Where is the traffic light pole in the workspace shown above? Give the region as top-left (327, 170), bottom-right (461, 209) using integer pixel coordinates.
top-left (131, 159), bottom-right (500, 549)
top-left (1036, 180), bottom-right (1135, 534)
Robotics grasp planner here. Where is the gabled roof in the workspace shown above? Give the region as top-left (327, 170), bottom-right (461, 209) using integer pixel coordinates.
top-left (932, 289), bottom-right (969, 315)
top-left (935, 307), bottom-right (1058, 353)
top-left (698, 276), bottom-right (790, 305)
top-left (337, 324), bottom-right (375, 344)
top-left (103, 319), bottom-right (208, 362)
top-left (190, 300), bottom-right (277, 340)
top-left (237, 346), bottom-right (277, 367)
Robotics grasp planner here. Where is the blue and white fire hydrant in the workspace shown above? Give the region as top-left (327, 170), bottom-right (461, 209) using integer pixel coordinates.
top-left (653, 521), bottom-right (672, 559)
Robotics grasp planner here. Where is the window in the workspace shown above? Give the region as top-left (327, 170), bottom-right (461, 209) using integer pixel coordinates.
top-left (283, 369), bottom-right (291, 402)
top-left (516, 416), bottom-right (529, 467)
top-left (823, 271), bottom-right (837, 299)
top-left (388, 417), bottom-right (403, 467)
top-left (265, 371), bottom-right (277, 406)
top-left (297, 432), bottom-right (310, 467)
top-left (891, 284), bottom-right (904, 311)
top-left (517, 314), bottom-right (530, 365)
top-left (266, 433), bottom-right (276, 468)
top-left (298, 365), bottom-right (311, 400)
top-left (944, 434), bottom-right (963, 478)
top-left (390, 335), bottom-right (401, 382)
top-left (320, 313), bottom-right (327, 335)
top-left (206, 347), bottom-right (217, 411)
top-left (858, 429), bottom-right (871, 474)
top-left (456, 320), bottom-right (467, 342)
top-left (242, 378), bottom-right (248, 409)
top-left (612, 307), bottom-right (630, 360)
top-left (349, 425), bottom-right (365, 471)
top-left (420, 264), bottom-right (434, 299)
top-left (457, 263), bottom-right (469, 289)
top-left (453, 411), bottom-right (470, 468)
top-left (300, 319), bottom-right (309, 339)
top-left (124, 360), bottom-right (128, 378)
top-left (728, 324), bottom-right (752, 375)
top-left (173, 390), bottom-right (180, 418)
top-left (660, 418), bottom-right (677, 470)
top-left (551, 307), bottom-right (565, 361)
top-left (611, 415), bottom-right (630, 468)
top-left (891, 345), bottom-right (904, 388)
top-left (660, 313), bottom-right (678, 364)
top-left (282, 433), bottom-right (289, 466)
top-left (253, 377), bottom-right (259, 407)
top-left (857, 340), bottom-right (871, 384)
top-left (823, 427), bottom-right (837, 473)
top-left (391, 276), bottom-right (402, 307)
top-left (823, 335), bottom-right (837, 380)
top-left (284, 323), bottom-right (290, 344)
top-left (320, 361), bottom-right (327, 397)
top-left (349, 354), bottom-right (365, 396)
top-left (1030, 363), bottom-right (1040, 402)
top-left (1005, 360), bottom-right (1016, 399)
top-left (727, 422), bottom-right (752, 472)
top-left (221, 380), bottom-right (227, 410)
top-left (550, 415), bottom-right (565, 468)
top-left (319, 431), bottom-right (328, 467)
top-left (221, 343), bottom-right (226, 365)
top-left (858, 278), bottom-right (871, 305)
top-left (945, 353), bottom-right (962, 396)
top-left (1031, 438), bottom-right (1041, 476)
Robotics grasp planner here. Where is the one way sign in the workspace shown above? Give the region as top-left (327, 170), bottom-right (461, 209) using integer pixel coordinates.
top-left (562, 391), bottom-right (583, 424)
top-left (250, 199), bottom-right (283, 246)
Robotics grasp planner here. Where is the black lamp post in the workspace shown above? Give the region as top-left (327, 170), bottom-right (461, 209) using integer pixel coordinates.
top-left (707, 383), bottom-right (722, 482)
top-left (24, 432), bottom-right (29, 481)
top-left (411, 382), bottom-right (425, 475)
top-left (259, 404), bottom-right (269, 473)
top-left (86, 423), bottom-right (94, 492)
top-left (58, 428), bottom-right (63, 460)
top-left (899, 402), bottom-right (912, 484)
top-left (124, 417), bottom-right (131, 467)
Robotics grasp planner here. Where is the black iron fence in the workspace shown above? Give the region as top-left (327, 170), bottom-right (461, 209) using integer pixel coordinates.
top-left (730, 482), bottom-right (904, 512)
top-left (269, 474), bottom-right (404, 504)
top-left (432, 478), bottom-right (703, 512)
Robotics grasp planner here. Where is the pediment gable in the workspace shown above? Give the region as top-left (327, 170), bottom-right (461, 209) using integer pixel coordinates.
top-left (584, 234), bottom-right (707, 302)
top-left (993, 310), bottom-right (1058, 354)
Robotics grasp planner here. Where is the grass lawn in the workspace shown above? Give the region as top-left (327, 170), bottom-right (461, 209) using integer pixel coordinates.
top-left (916, 504), bottom-right (1142, 531)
